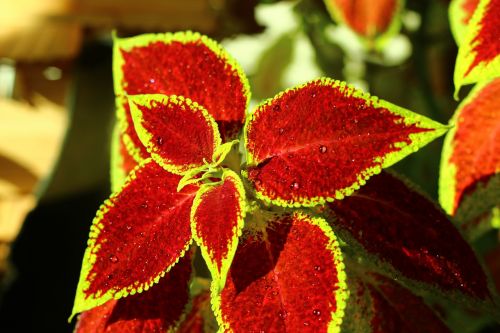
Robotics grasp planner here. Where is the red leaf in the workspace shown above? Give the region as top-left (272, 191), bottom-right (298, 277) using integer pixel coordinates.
top-left (75, 253), bottom-right (192, 333)
top-left (128, 94), bottom-right (220, 174)
top-left (454, 0), bottom-right (500, 94)
top-left (324, 0), bottom-right (403, 47)
top-left (116, 96), bottom-right (150, 163)
top-left (449, 0), bottom-right (480, 45)
top-left (343, 271), bottom-right (451, 333)
top-left (110, 124), bottom-right (139, 192)
top-left (191, 170), bottom-right (245, 287)
top-left (440, 78), bottom-right (500, 217)
top-left (244, 78), bottom-right (447, 207)
top-left (327, 171), bottom-right (494, 305)
top-left (214, 212), bottom-right (348, 332)
top-left (71, 159), bottom-right (197, 316)
top-left (114, 31), bottom-right (250, 140)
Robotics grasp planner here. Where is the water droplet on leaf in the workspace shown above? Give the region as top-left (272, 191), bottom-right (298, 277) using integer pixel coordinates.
top-left (290, 182), bottom-right (300, 190)
top-left (278, 128), bottom-right (284, 135)
top-left (157, 136), bottom-right (164, 146)
top-left (273, 104), bottom-right (280, 112)
top-left (109, 255), bottom-right (119, 263)
top-left (313, 309), bottom-right (321, 316)
top-left (319, 145), bottom-right (327, 153)
top-left (314, 265), bottom-right (321, 271)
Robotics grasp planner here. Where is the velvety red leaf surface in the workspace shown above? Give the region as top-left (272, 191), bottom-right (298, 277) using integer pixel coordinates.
top-left (131, 95), bottom-right (219, 172)
top-left (218, 212), bottom-right (346, 333)
top-left (178, 292), bottom-right (216, 333)
top-left (192, 172), bottom-right (244, 280)
top-left (327, 0), bottom-right (399, 37)
top-left (119, 98), bottom-right (149, 161)
top-left (75, 254), bottom-right (192, 333)
top-left (83, 159), bottom-right (197, 299)
top-left (328, 172), bottom-right (491, 300)
top-left (464, 0), bottom-right (500, 75)
top-left (447, 78), bottom-right (500, 213)
top-left (117, 33), bottom-right (248, 139)
top-left (367, 274), bottom-right (451, 333)
top-left (245, 79), bottom-right (434, 206)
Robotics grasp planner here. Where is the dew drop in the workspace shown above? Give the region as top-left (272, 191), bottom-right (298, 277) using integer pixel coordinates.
top-left (273, 104), bottom-right (280, 112)
top-left (141, 202), bottom-right (148, 209)
top-left (290, 182), bottom-right (300, 190)
top-left (149, 78), bottom-right (155, 84)
top-left (157, 136), bottom-right (164, 146)
top-left (314, 265), bottom-right (321, 271)
top-left (313, 309), bottom-right (321, 316)
top-left (303, 322), bottom-right (310, 326)
top-left (107, 274), bottom-right (113, 280)
top-left (319, 145), bottom-right (327, 153)
top-left (109, 255), bottom-right (119, 263)
top-left (278, 128), bottom-right (284, 135)
top-left (126, 225), bottom-right (132, 231)
top-left (278, 310), bottom-right (287, 320)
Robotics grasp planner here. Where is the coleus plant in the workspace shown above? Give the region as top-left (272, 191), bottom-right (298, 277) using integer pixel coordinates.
top-left (71, 31), bottom-right (500, 332)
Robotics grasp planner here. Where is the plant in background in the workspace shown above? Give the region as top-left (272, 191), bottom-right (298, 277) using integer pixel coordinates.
top-left (70, 29), bottom-right (499, 332)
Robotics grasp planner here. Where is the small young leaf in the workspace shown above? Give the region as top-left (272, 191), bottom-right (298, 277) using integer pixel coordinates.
top-left (454, 0), bottom-right (500, 95)
top-left (71, 159), bottom-right (197, 317)
top-left (213, 211), bottom-right (348, 333)
top-left (128, 94), bottom-right (221, 175)
top-left (190, 170), bottom-right (245, 289)
top-left (116, 96), bottom-right (150, 162)
top-left (327, 171), bottom-right (495, 308)
top-left (244, 78), bottom-right (447, 207)
top-left (75, 253), bottom-right (192, 333)
top-left (342, 270), bottom-right (451, 333)
top-left (113, 31), bottom-right (250, 140)
top-left (110, 124), bottom-right (138, 192)
top-left (440, 78), bottom-right (500, 218)
top-left (449, 0), bottom-right (480, 45)
top-left (324, 0), bottom-right (404, 48)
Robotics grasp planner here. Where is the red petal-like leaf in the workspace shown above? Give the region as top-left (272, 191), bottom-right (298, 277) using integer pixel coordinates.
top-left (440, 78), bottom-right (500, 219)
top-left (327, 171), bottom-right (495, 306)
top-left (454, 0), bottom-right (500, 95)
top-left (129, 94), bottom-right (221, 174)
top-left (178, 291), bottom-right (218, 333)
top-left (191, 170), bottom-right (245, 288)
top-left (324, 0), bottom-right (403, 47)
top-left (75, 253), bottom-right (192, 333)
top-left (449, 0), bottom-right (480, 45)
top-left (113, 31), bottom-right (250, 140)
top-left (110, 124), bottom-right (139, 192)
top-left (342, 271), bottom-right (451, 333)
top-left (244, 78), bottom-right (447, 207)
top-left (71, 159), bottom-right (197, 316)
top-left (115, 96), bottom-right (150, 163)
top-left (214, 211), bottom-right (348, 333)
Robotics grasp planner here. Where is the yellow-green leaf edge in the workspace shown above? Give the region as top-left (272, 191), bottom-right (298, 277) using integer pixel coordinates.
top-left (110, 123), bottom-right (128, 193)
top-left (449, 0), bottom-right (476, 46)
top-left (128, 94), bottom-right (222, 175)
top-left (454, 0), bottom-right (500, 98)
top-left (243, 77), bottom-right (449, 208)
top-left (112, 31), bottom-right (252, 160)
top-left (210, 211), bottom-right (349, 333)
top-left (323, 0), bottom-right (405, 51)
top-left (190, 169), bottom-right (246, 292)
top-left (70, 158), bottom-right (194, 320)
